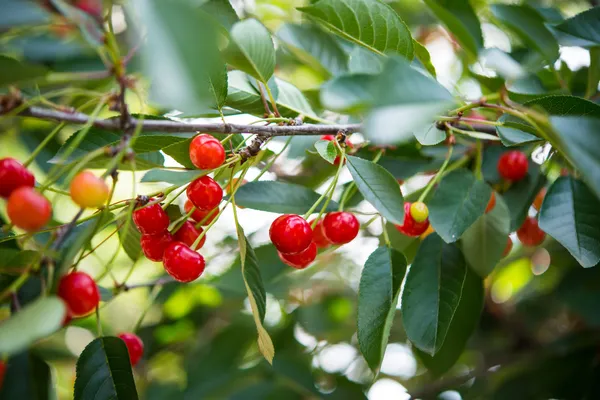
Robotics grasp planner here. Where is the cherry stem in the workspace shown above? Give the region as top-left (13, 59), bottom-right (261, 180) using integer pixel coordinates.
top-left (418, 146), bottom-right (454, 203)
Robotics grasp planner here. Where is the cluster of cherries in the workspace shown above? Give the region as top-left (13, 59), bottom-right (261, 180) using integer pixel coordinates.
top-left (270, 212), bottom-right (360, 269)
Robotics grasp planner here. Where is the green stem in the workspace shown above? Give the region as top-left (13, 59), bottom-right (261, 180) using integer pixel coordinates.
top-left (418, 146), bottom-right (454, 203)
top-left (381, 217), bottom-right (391, 246)
top-left (23, 123), bottom-right (65, 168)
top-left (304, 146), bottom-right (346, 221)
top-left (254, 137), bottom-right (293, 181)
top-left (263, 84), bottom-right (280, 117)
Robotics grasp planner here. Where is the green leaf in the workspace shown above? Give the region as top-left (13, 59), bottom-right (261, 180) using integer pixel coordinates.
top-left (528, 95), bottom-right (600, 117)
top-left (277, 23), bottom-right (348, 76)
top-left (0, 55), bottom-right (47, 87)
top-left (423, 0), bottom-right (483, 57)
top-left (401, 233), bottom-right (468, 355)
top-left (298, 0), bottom-right (414, 59)
top-left (539, 177), bottom-right (600, 268)
top-left (496, 114), bottom-right (541, 147)
top-left (225, 19), bottom-right (275, 83)
top-left (555, 7), bottom-right (600, 46)
top-left (320, 74), bottom-right (375, 114)
top-left (346, 156), bottom-right (405, 225)
top-left (365, 56), bottom-right (455, 145)
top-left (587, 47), bottom-right (600, 99)
top-left (141, 169), bottom-right (204, 185)
top-left (491, 4), bottom-right (559, 63)
top-left (429, 169), bottom-right (492, 243)
top-left (118, 213), bottom-right (142, 261)
top-left (198, 0), bottom-right (239, 31)
top-left (314, 140), bottom-right (337, 164)
top-left (415, 265), bottom-right (483, 376)
top-left (414, 124), bottom-right (445, 146)
top-left (461, 194), bottom-right (511, 277)
top-left (0, 351), bottom-right (54, 400)
top-left (0, 297), bottom-right (66, 356)
top-left (131, 0), bottom-right (227, 112)
top-left (233, 181), bottom-right (339, 214)
top-left (412, 39), bottom-right (436, 77)
top-left (357, 247), bottom-right (407, 372)
top-left (347, 46), bottom-right (384, 74)
top-left (74, 337), bottom-right (139, 400)
top-left (502, 162), bottom-right (546, 231)
top-left (480, 48), bottom-right (526, 80)
top-left (551, 116), bottom-right (600, 200)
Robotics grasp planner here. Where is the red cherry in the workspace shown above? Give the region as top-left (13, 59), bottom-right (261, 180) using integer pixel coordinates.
top-left (184, 199), bottom-right (218, 225)
top-left (186, 176), bottom-right (223, 211)
top-left (278, 242), bottom-right (317, 269)
top-left (503, 237), bottom-right (513, 257)
top-left (163, 242), bottom-right (205, 282)
top-left (57, 271), bottom-right (100, 317)
top-left (0, 360), bottom-right (5, 389)
top-left (7, 187), bottom-right (52, 232)
top-left (395, 202), bottom-right (430, 237)
top-left (74, 0), bottom-right (102, 18)
top-left (133, 200), bottom-right (170, 235)
top-left (0, 158), bottom-right (35, 198)
top-left (118, 332), bottom-right (144, 366)
top-left (309, 219), bottom-right (332, 249)
top-left (485, 192), bottom-right (496, 213)
top-left (140, 231), bottom-right (174, 262)
top-left (62, 307), bottom-right (73, 327)
top-left (320, 135), bottom-right (335, 141)
top-left (497, 151), bottom-right (529, 181)
top-left (189, 134), bottom-right (226, 170)
top-left (269, 215), bottom-right (313, 254)
top-left (517, 217), bottom-right (546, 247)
top-left (173, 221), bottom-right (205, 249)
top-left (322, 212), bottom-right (360, 245)
top-left (533, 187), bottom-right (547, 211)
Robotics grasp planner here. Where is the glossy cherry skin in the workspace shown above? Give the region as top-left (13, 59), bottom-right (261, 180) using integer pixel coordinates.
top-left (187, 176), bottom-right (223, 211)
top-left (118, 332), bottom-right (144, 366)
top-left (173, 221), bottom-right (205, 249)
top-left (7, 187), bottom-right (52, 232)
top-left (189, 134), bottom-right (226, 170)
top-left (498, 151), bottom-right (529, 181)
top-left (133, 201), bottom-right (170, 235)
top-left (279, 242), bottom-right (317, 269)
top-left (486, 192), bottom-right (496, 213)
top-left (533, 187), bottom-right (547, 211)
top-left (322, 212), bottom-right (360, 245)
top-left (517, 217), bottom-right (546, 247)
top-left (269, 215), bottom-right (313, 254)
top-left (0, 360), bottom-right (5, 389)
top-left (140, 231), bottom-right (174, 262)
top-left (0, 157), bottom-right (35, 198)
top-left (184, 200), bottom-right (218, 225)
top-left (309, 219), bottom-right (332, 249)
top-left (57, 271), bottom-right (100, 317)
top-left (503, 237), bottom-right (513, 257)
top-left (395, 202), bottom-right (430, 237)
top-left (70, 171), bottom-right (109, 208)
top-left (163, 242), bottom-right (205, 282)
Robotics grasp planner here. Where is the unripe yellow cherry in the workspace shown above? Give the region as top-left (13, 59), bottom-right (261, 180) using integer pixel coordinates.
top-left (410, 201), bottom-right (429, 223)
top-left (70, 171), bottom-right (109, 208)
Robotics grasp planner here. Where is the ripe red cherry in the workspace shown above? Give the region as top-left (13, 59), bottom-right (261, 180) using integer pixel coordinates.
top-left (395, 202), bottom-right (430, 237)
top-left (309, 219), bottom-right (332, 249)
top-left (533, 187), bottom-right (547, 211)
top-left (498, 151), bottom-right (529, 181)
top-left (189, 134), bottom-right (226, 170)
top-left (133, 200), bottom-right (170, 235)
top-left (118, 332), bottom-right (144, 367)
top-left (74, 0), bottom-right (102, 18)
top-left (173, 221), bottom-right (206, 249)
top-left (57, 271), bottom-right (100, 317)
top-left (0, 157), bottom-right (35, 198)
top-left (269, 215), bottom-right (313, 254)
top-left (163, 242), bottom-right (205, 282)
top-left (7, 187), bottom-right (52, 232)
top-left (503, 237), bottom-right (513, 257)
top-left (279, 242), bottom-right (317, 269)
top-left (140, 231), bottom-right (174, 262)
top-left (70, 170), bottom-right (109, 208)
top-left (0, 360), bottom-right (5, 389)
top-left (184, 200), bottom-right (218, 225)
top-left (62, 308), bottom-right (73, 327)
top-left (187, 176), bottom-right (223, 211)
top-left (322, 212), bottom-right (360, 245)
top-left (517, 217), bottom-right (546, 247)
top-left (486, 192), bottom-right (496, 213)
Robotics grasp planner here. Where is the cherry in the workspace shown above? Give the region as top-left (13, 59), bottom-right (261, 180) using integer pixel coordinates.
top-left (140, 231), bottom-right (174, 262)
top-left (173, 221), bottom-right (206, 249)
top-left (0, 360), bottom-right (5, 389)
top-left (0, 158), bottom-right (35, 198)
top-left (186, 176), bottom-right (223, 211)
top-left (309, 219), bottom-right (332, 249)
top-left (7, 187), bottom-right (52, 232)
top-left (184, 200), bottom-right (218, 225)
top-left (320, 135), bottom-right (354, 165)
top-left (503, 237), bottom-right (513, 257)
top-left (322, 212), bottom-right (360, 245)
top-left (163, 242), bottom-right (205, 282)
top-left (62, 308), bottom-right (73, 327)
top-left (118, 332), bottom-right (144, 367)
top-left (279, 242), bottom-right (317, 269)
top-left (189, 134), bottom-right (226, 170)
top-left (74, 0), bottom-right (102, 18)
top-left (409, 202), bottom-right (429, 223)
top-left (517, 217), bottom-right (546, 247)
top-left (486, 192), bottom-right (496, 213)
top-left (269, 215), bottom-right (313, 254)
top-left (498, 151), bottom-right (529, 181)
top-left (420, 225), bottom-right (435, 240)
top-left (57, 271), bottom-right (100, 317)
top-left (133, 200), bottom-right (169, 235)
top-left (395, 202), bottom-right (430, 237)
top-left (70, 170), bottom-right (109, 208)
top-left (533, 187), bottom-right (547, 211)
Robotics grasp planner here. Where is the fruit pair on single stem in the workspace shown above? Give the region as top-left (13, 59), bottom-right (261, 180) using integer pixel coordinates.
top-left (395, 202), bottom-right (430, 237)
